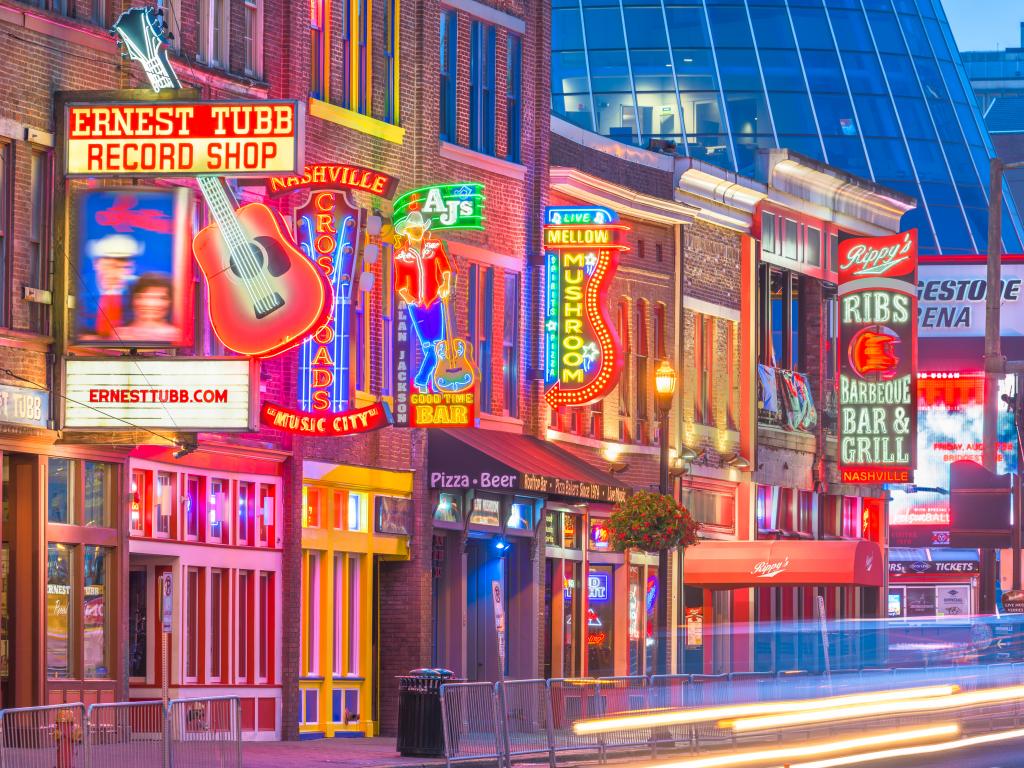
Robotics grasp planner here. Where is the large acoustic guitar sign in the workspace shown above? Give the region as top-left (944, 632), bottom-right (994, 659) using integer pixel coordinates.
top-left (112, 7), bottom-right (331, 358)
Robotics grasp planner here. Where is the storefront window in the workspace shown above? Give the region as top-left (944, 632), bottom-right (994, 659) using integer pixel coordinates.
top-left (47, 543), bottom-right (73, 678)
top-left (304, 486), bottom-right (321, 528)
top-left (645, 568), bottom-right (659, 675)
top-left (83, 462), bottom-right (114, 527)
top-left (128, 570), bottom-right (146, 678)
top-left (48, 458), bottom-right (72, 524)
top-left (259, 485), bottom-right (275, 545)
top-left (469, 497), bottom-right (501, 527)
top-left (186, 568), bottom-right (200, 680)
top-left (563, 514), bottom-right (581, 549)
top-left (348, 556), bottom-right (360, 675)
top-left (628, 566), bottom-right (642, 675)
top-left (347, 492), bottom-right (366, 531)
top-left (906, 586), bottom-right (936, 617)
top-left (238, 481), bottom-right (254, 544)
top-left (563, 561), bottom-right (581, 677)
top-left (507, 498), bottom-right (537, 531)
top-left (209, 478), bottom-right (228, 541)
top-left (186, 477), bottom-right (201, 539)
top-left (589, 519), bottom-right (611, 551)
top-left (587, 565), bottom-right (614, 676)
top-left (434, 493), bottom-right (462, 524)
top-left (84, 546), bottom-right (109, 678)
top-left (155, 472), bottom-right (173, 536)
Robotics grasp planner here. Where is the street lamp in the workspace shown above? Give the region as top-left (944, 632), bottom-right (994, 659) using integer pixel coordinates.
top-left (654, 359), bottom-right (676, 675)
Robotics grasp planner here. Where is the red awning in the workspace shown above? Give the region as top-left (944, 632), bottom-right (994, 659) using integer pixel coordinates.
top-left (684, 539), bottom-right (883, 588)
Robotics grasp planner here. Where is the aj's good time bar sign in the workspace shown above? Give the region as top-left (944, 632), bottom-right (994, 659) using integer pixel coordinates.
top-left (65, 100), bottom-right (302, 176)
top-left (543, 206), bottom-right (627, 408)
top-left (838, 230), bottom-right (918, 484)
top-left (64, 357), bottom-right (255, 431)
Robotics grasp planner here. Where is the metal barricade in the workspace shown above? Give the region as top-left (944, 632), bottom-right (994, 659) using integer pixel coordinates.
top-left (440, 682), bottom-right (503, 767)
top-left (167, 696), bottom-right (241, 768)
top-left (87, 700), bottom-right (167, 768)
top-left (0, 702), bottom-right (87, 768)
top-left (546, 679), bottom-right (602, 756)
top-left (596, 677), bottom-right (651, 751)
top-left (647, 675), bottom-right (693, 754)
top-left (498, 680), bottom-right (554, 767)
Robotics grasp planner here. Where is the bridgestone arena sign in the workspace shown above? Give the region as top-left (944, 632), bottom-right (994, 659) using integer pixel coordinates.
top-left (838, 230), bottom-right (918, 484)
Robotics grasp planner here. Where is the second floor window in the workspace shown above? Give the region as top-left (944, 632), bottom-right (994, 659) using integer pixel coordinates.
top-left (200, 0), bottom-right (229, 69)
top-left (468, 265), bottom-right (495, 413)
top-left (310, 0), bottom-right (325, 99)
top-left (634, 300), bottom-right (649, 429)
top-left (28, 148), bottom-right (52, 335)
top-left (506, 35), bottom-right (522, 161)
top-left (439, 10), bottom-right (457, 141)
top-left (0, 142), bottom-right (10, 327)
top-left (469, 21), bottom-right (496, 155)
top-left (243, 0), bottom-right (263, 78)
top-left (383, 0), bottom-right (398, 123)
top-left (695, 313), bottom-right (714, 426)
top-left (503, 272), bottom-right (520, 418)
top-left (758, 264), bottom-right (803, 370)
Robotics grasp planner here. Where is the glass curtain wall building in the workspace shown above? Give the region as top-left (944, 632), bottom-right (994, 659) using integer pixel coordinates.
top-left (552, 0), bottom-right (1024, 253)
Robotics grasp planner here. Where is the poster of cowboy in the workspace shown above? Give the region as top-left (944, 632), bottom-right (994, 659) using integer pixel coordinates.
top-left (74, 187), bottom-right (193, 347)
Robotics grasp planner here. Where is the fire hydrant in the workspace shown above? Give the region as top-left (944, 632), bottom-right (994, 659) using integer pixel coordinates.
top-left (54, 708), bottom-right (80, 768)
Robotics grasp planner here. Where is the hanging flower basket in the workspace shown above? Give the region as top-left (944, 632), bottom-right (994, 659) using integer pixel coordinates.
top-left (606, 490), bottom-right (699, 553)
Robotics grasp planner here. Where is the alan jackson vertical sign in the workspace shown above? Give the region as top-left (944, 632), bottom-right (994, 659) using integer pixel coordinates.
top-left (838, 230), bottom-right (918, 484)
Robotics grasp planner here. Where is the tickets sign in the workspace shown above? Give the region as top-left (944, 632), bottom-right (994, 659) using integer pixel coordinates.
top-left (65, 100), bottom-right (302, 176)
top-left (838, 230), bottom-right (918, 484)
top-left (543, 206), bottom-right (628, 408)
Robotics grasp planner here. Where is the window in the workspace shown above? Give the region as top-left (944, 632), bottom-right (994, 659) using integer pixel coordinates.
top-left (130, 469), bottom-right (146, 535)
top-left (258, 571), bottom-right (272, 680)
top-left (469, 21), bottom-right (497, 155)
top-left (635, 301), bottom-right (649, 433)
top-left (506, 35), bottom-right (522, 161)
top-left (684, 487), bottom-right (735, 529)
top-left (333, 555), bottom-right (344, 675)
top-left (617, 299), bottom-right (631, 441)
top-left (357, 0), bottom-right (369, 113)
top-left (439, 10), bottom-right (457, 141)
top-left (0, 142), bottom-right (9, 327)
top-left (347, 556), bottom-right (361, 675)
top-left (503, 273), bottom-right (520, 418)
top-left (797, 492), bottom-right (817, 535)
top-left (696, 315), bottom-right (714, 425)
top-left (380, 244), bottom-right (394, 395)
top-left (468, 265), bottom-right (494, 413)
top-left (758, 265), bottom-right (803, 370)
top-left (84, 462), bottom-right (114, 527)
top-left (258, 484), bottom-right (275, 546)
top-left (210, 569), bottom-right (224, 680)
top-left (155, 472), bottom-right (173, 537)
top-left (163, 0), bottom-right (183, 51)
top-left (238, 481), bottom-right (254, 545)
top-left (355, 293), bottom-right (367, 392)
top-left (310, 0), bottom-right (325, 99)
top-left (238, 570), bottom-right (252, 681)
top-left (46, 543), bottom-right (73, 678)
top-left (186, 567), bottom-right (201, 680)
top-left (91, 0), bottom-right (105, 25)
top-left (304, 552), bottom-right (320, 675)
top-left (28, 148), bottom-right (51, 334)
top-left (382, 0), bottom-right (398, 123)
top-left (653, 303), bottom-right (666, 360)
top-left (209, 478), bottom-right (228, 542)
top-left (186, 476), bottom-right (201, 539)
top-left (48, 458), bottom-right (72, 524)
top-left (243, 0), bottom-right (263, 78)
top-left (347, 492), bottom-right (365, 531)
top-left (200, 0), bottom-right (229, 69)
top-left (304, 485), bottom-right (322, 528)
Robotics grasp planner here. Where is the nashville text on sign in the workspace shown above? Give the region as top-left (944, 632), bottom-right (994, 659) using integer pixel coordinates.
top-left (65, 101), bottom-right (301, 176)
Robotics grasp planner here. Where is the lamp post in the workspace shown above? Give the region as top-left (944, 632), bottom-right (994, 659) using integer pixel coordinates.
top-left (654, 359), bottom-right (677, 675)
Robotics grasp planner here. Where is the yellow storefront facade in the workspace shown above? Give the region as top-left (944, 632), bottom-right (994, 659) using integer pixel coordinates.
top-left (298, 462), bottom-right (412, 737)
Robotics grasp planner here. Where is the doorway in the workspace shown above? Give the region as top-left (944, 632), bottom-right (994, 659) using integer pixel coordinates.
top-left (466, 538), bottom-right (504, 682)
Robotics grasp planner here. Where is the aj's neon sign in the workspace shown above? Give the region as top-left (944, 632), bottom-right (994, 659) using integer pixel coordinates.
top-left (543, 206), bottom-right (627, 408)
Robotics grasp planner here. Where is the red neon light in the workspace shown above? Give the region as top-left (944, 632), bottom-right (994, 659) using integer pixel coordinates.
top-left (261, 401), bottom-right (392, 436)
top-left (849, 327), bottom-right (900, 379)
top-left (840, 467), bottom-right (911, 484)
top-left (266, 163), bottom-right (399, 199)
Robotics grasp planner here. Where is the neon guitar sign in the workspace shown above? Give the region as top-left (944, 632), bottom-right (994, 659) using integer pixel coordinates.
top-left (112, 7), bottom-right (330, 358)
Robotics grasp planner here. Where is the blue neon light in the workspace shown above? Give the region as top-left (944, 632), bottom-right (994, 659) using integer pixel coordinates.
top-left (588, 572), bottom-right (610, 602)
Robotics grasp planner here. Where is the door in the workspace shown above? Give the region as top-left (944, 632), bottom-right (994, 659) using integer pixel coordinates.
top-left (465, 539), bottom-right (503, 682)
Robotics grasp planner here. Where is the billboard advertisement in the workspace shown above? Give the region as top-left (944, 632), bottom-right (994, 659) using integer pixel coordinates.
top-left (74, 187), bottom-right (193, 347)
top-left (837, 230), bottom-right (918, 484)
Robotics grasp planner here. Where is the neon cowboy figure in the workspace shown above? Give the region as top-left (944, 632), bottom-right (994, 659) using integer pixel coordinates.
top-left (394, 204), bottom-right (454, 390)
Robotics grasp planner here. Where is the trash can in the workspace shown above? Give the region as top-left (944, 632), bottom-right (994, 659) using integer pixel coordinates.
top-left (396, 668), bottom-right (459, 757)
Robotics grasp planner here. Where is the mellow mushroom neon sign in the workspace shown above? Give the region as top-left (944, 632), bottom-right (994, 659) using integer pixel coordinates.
top-left (543, 206), bottom-right (627, 408)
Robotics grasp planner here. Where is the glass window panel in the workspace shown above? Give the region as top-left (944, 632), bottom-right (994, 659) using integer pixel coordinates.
top-left (47, 543), bottom-right (73, 678)
top-left (777, 134), bottom-right (825, 161)
top-left (897, 12), bottom-right (931, 57)
top-left (84, 545), bottom-right (110, 678)
top-left (894, 0), bottom-right (923, 14)
top-left (680, 92), bottom-right (726, 134)
top-left (347, 492), bottom-right (365, 531)
top-left (768, 92), bottom-right (816, 134)
top-left (759, 49), bottom-right (804, 91)
top-left (903, 208), bottom-right (936, 252)
top-left (631, 49), bottom-right (675, 91)
top-left (840, 51), bottom-right (886, 93)
top-left (908, 140), bottom-right (951, 183)
top-left (1002, 199), bottom-right (1023, 253)
top-left (624, 8), bottom-right (668, 49)
top-left (749, 5), bottom-right (795, 48)
top-left (725, 93), bottom-right (772, 135)
top-left (879, 179), bottom-right (920, 200)
top-left (687, 134), bottom-right (733, 168)
top-left (554, 94), bottom-right (594, 130)
top-left (48, 458), bottom-right (72, 525)
top-left (824, 135), bottom-right (870, 178)
top-left (852, 93), bottom-right (898, 136)
top-left (636, 93), bottom-right (682, 135)
top-left (957, 184), bottom-right (986, 211)
top-left (866, 137), bottom-right (915, 181)
top-left (790, 6), bottom-right (833, 50)
top-left (552, 51), bottom-right (589, 94)
top-left (715, 48), bottom-right (762, 90)
top-left (553, 0), bottom-right (577, 7)
top-left (919, 181), bottom-right (959, 208)
top-left (433, 493), bottom-right (461, 523)
top-left (829, 9), bottom-right (872, 52)
top-left (665, 7), bottom-right (711, 47)
top-left (707, 5), bottom-right (754, 48)
top-left (589, 50), bottom-right (632, 92)
top-left (582, 0), bottom-right (617, 7)
top-left (84, 462), bottom-right (114, 527)
top-left (929, 205), bottom-right (974, 252)
top-left (938, 58), bottom-right (969, 103)
top-left (928, 100), bottom-right (961, 144)
top-left (553, 8), bottom-right (584, 50)
top-left (812, 92), bottom-right (857, 135)
top-left (584, 8), bottom-right (625, 49)
top-left (469, 497), bottom-right (501, 527)
top-left (923, 17), bottom-right (951, 61)
top-left (865, 8), bottom-right (907, 55)
top-left (800, 49), bottom-right (845, 93)
top-left (955, 102), bottom-right (984, 147)
top-left (894, 97), bottom-right (935, 140)
top-left (674, 49), bottom-right (718, 91)
top-left (914, 56), bottom-right (947, 103)
top-left (594, 92), bottom-right (639, 140)
top-left (734, 135), bottom-right (775, 176)
top-left (880, 53), bottom-right (922, 98)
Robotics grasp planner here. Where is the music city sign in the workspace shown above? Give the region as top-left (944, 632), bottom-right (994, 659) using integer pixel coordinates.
top-left (838, 230), bottom-right (918, 484)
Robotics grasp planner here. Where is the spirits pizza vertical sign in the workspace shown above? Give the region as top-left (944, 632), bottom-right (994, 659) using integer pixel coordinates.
top-left (838, 230), bottom-right (918, 484)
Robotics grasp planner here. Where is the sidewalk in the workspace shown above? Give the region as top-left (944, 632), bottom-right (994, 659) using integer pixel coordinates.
top-left (241, 737), bottom-right (451, 768)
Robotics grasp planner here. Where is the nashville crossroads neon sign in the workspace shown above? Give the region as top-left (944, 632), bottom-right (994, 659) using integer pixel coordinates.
top-left (543, 206), bottom-right (627, 408)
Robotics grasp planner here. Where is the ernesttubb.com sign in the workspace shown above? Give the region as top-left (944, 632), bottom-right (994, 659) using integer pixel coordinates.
top-left (64, 358), bottom-right (254, 431)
